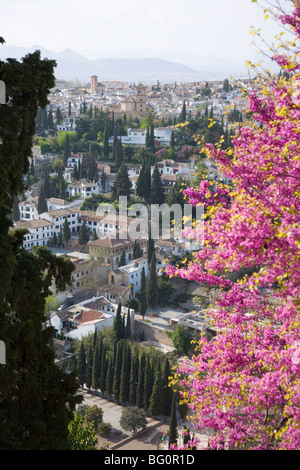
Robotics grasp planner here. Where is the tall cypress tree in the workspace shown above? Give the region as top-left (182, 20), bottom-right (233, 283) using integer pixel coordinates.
top-left (63, 217), bottom-right (71, 243)
top-left (136, 352), bottom-right (146, 408)
top-left (113, 340), bottom-right (123, 403)
top-left (92, 340), bottom-right (101, 393)
top-left (78, 342), bottom-right (86, 388)
top-left (150, 162), bottom-right (165, 205)
top-left (100, 345), bottom-right (107, 395)
top-left (111, 162), bottom-right (132, 201)
top-left (146, 253), bottom-right (158, 317)
top-left (119, 342), bottom-right (130, 404)
top-left (162, 358), bottom-right (173, 417)
top-left (137, 266), bottom-right (147, 321)
top-left (143, 356), bottom-right (153, 411)
top-left (63, 133), bottom-right (71, 167)
top-left (129, 347), bottom-right (139, 406)
top-left (105, 355), bottom-right (114, 399)
top-left (169, 394), bottom-right (178, 448)
top-left (37, 184), bottom-right (48, 214)
top-left (149, 369), bottom-right (164, 418)
top-left (43, 167), bottom-right (51, 198)
top-left (113, 303), bottom-right (124, 340)
top-left (85, 344), bottom-right (93, 391)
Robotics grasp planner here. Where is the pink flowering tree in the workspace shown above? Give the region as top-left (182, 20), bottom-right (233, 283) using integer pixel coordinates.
top-left (166, 1), bottom-right (300, 450)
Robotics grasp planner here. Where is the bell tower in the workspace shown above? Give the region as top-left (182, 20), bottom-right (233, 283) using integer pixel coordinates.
top-left (135, 84), bottom-right (147, 115)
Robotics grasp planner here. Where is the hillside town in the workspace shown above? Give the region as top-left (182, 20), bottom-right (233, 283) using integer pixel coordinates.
top-left (11, 72), bottom-right (260, 449)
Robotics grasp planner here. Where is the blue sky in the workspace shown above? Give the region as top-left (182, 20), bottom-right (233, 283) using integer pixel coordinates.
top-left (0, 0), bottom-right (291, 62)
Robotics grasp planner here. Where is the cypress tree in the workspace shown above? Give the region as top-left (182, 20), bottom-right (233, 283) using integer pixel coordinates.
top-left (125, 309), bottom-right (131, 339)
top-left (162, 358), bottom-right (173, 416)
top-left (119, 342), bottom-right (130, 404)
top-left (169, 394), bottom-right (178, 448)
top-left (56, 106), bottom-right (63, 124)
top-left (59, 176), bottom-right (66, 199)
top-left (143, 356), bottom-right (153, 411)
top-left (100, 345), bottom-right (107, 395)
top-left (150, 123), bottom-right (155, 150)
top-left (63, 133), bottom-right (71, 167)
top-left (111, 162), bottom-right (132, 201)
top-left (118, 249), bottom-right (126, 267)
top-left (52, 231), bottom-right (58, 247)
top-left (79, 220), bottom-right (90, 245)
top-left (63, 217), bottom-right (71, 243)
top-left (150, 162), bottom-right (165, 205)
top-left (78, 342), bottom-right (86, 388)
top-left (115, 138), bottom-right (124, 170)
top-left (85, 344), bottom-right (93, 391)
top-left (58, 227), bottom-right (63, 247)
top-left (113, 303), bottom-right (124, 340)
top-left (129, 347), bottom-right (139, 405)
top-left (37, 184), bottom-right (48, 214)
top-left (113, 340), bottom-right (123, 403)
top-left (137, 266), bottom-right (147, 321)
top-left (92, 340), bottom-right (101, 393)
top-left (149, 369), bottom-right (164, 418)
top-left (100, 169), bottom-right (107, 192)
top-left (72, 163), bottom-right (79, 181)
top-left (105, 355), bottom-right (114, 399)
top-left (103, 119), bottom-right (109, 158)
top-left (147, 232), bottom-right (155, 264)
top-left (179, 101), bottom-right (186, 123)
top-left (146, 253), bottom-right (158, 317)
top-left (136, 352), bottom-right (146, 408)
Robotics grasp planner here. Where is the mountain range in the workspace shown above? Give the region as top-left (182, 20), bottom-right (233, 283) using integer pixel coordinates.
top-left (0, 44), bottom-right (263, 84)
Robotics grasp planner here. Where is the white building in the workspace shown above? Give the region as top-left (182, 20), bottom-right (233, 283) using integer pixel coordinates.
top-left (41, 207), bottom-right (81, 235)
top-left (66, 179), bottom-right (101, 199)
top-left (14, 218), bottom-right (54, 250)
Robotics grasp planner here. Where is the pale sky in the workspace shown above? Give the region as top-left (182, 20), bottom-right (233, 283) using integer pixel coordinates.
top-left (0, 0), bottom-right (292, 62)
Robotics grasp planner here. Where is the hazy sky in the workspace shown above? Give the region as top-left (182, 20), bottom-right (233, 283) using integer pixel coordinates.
top-left (1, 0), bottom-right (291, 61)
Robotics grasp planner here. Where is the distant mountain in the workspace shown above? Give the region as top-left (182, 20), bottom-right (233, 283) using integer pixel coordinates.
top-left (0, 45), bottom-right (255, 83)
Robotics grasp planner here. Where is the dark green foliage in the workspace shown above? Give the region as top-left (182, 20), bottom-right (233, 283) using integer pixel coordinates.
top-left (63, 133), bottom-right (71, 167)
top-left (113, 340), bottom-right (123, 403)
top-left (132, 240), bottom-right (143, 260)
top-left (12, 196), bottom-right (20, 222)
top-left (118, 249), bottom-right (126, 267)
top-left (169, 394), bottom-right (177, 448)
top-left (149, 369), bottom-right (164, 417)
top-left (150, 163), bottom-right (165, 205)
top-left (63, 217), bottom-right (71, 243)
top-left (111, 162), bottom-right (132, 201)
top-left (136, 154), bottom-right (151, 202)
top-left (79, 220), bottom-right (90, 245)
top-left (37, 184), bottom-right (48, 214)
top-left (146, 254), bottom-right (158, 315)
top-left (115, 138), bottom-right (124, 170)
top-left (85, 344), bottom-right (93, 391)
top-left (136, 266), bottom-right (147, 320)
top-left (143, 356), bottom-right (153, 410)
top-left (136, 352), bottom-right (146, 409)
top-left (0, 48), bottom-right (83, 447)
top-left (78, 342), bottom-right (86, 388)
top-left (129, 347), bottom-right (139, 405)
top-left (113, 303), bottom-right (124, 340)
top-left (179, 101), bottom-right (186, 123)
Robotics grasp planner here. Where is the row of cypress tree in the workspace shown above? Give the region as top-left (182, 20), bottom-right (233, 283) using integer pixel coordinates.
top-left (77, 331), bottom-right (174, 418)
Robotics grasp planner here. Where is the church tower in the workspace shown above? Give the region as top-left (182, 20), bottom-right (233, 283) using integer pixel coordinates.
top-left (135, 84), bottom-right (147, 115)
top-left (91, 75), bottom-right (98, 94)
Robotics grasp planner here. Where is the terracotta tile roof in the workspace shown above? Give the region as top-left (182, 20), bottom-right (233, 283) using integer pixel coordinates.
top-left (74, 309), bottom-right (105, 324)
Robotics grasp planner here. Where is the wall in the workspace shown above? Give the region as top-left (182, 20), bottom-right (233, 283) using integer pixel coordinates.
top-left (134, 320), bottom-right (173, 347)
